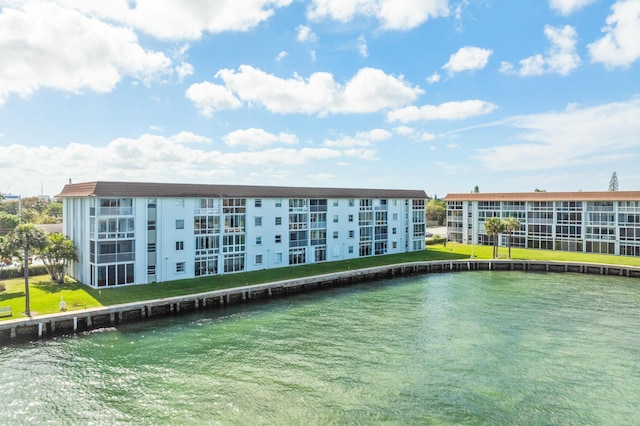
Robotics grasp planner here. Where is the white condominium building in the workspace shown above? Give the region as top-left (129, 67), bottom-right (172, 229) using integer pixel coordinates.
top-left (445, 191), bottom-right (640, 256)
top-left (58, 181), bottom-right (427, 287)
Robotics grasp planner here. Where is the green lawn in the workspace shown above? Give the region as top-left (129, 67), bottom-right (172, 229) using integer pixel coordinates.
top-left (1, 243), bottom-right (638, 320)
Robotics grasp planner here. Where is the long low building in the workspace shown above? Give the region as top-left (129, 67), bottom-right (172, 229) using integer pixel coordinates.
top-left (58, 181), bottom-right (427, 287)
top-left (445, 191), bottom-right (640, 256)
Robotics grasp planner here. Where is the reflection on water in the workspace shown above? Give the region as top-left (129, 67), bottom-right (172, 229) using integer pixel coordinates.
top-left (1, 271), bottom-right (639, 425)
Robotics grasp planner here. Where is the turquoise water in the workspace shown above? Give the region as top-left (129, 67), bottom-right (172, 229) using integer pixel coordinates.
top-left (1, 271), bottom-right (640, 425)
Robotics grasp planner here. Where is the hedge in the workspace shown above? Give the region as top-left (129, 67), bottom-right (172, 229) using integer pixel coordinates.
top-left (0, 265), bottom-right (49, 279)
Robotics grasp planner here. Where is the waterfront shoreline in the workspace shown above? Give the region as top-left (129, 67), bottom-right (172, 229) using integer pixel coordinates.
top-left (2, 259), bottom-right (639, 344)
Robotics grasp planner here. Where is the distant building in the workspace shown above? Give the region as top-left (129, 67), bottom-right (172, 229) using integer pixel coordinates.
top-left (445, 191), bottom-right (640, 256)
top-left (1, 194), bottom-right (20, 202)
top-left (58, 181), bottom-right (427, 287)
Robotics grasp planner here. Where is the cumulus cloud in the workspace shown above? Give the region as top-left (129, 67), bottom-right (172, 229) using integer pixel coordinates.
top-left (307, 0), bottom-right (449, 31)
top-left (61, 0), bottom-right (294, 40)
top-left (176, 62), bottom-right (195, 82)
top-left (195, 65), bottom-right (422, 115)
top-left (296, 25), bottom-right (317, 42)
top-left (387, 100), bottom-right (497, 123)
top-left (0, 1), bottom-right (171, 105)
top-left (476, 99), bottom-right (640, 171)
top-left (223, 128), bottom-right (298, 150)
top-left (3, 130), bottom-right (382, 194)
top-left (549, 0), bottom-right (597, 15)
top-left (185, 81), bottom-right (242, 116)
top-left (500, 25), bottom-right (581, 76)
top-left (442, 46), bottom-right (492, 75)
top-left (392, 126), bottom-right (435, 141)
top-left (426, 73), bottom-right (441, 84)
top-left (588, 0), bottom-right (640, 68)
top-left (321, 129), bottom-right (392, 148)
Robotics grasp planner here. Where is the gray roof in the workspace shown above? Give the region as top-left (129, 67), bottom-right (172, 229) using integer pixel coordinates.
top-left (57, 181), bottom-right (428, 199)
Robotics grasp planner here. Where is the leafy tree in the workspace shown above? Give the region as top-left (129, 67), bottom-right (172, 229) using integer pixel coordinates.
top-left (473, 186), bottom-right (480, 193)
top-left (5, 224), bottom-right (48, 316)
top-left (46, 201), bottom-right (63, 220)
top-left (608, 171), bottom-right (619, 191)
top-left (534, 188), bottom-right (546, 192)
top-left (483, 217), bottom-right (502, 259)
top-left (502, 217), bottom-right (521, 259)
top-left (0, 235), bottom-right (16, 280)
top-left (426, 199), bottom-right (446, 225)
top-left (0, 211), bottom-right (19, 235)
top-left (40, 233), bottom-right (78, 284)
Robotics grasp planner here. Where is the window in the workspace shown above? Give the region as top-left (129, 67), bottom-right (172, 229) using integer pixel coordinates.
top-left (348, 214), bottom-right (354, 222)
top-left (255, 254), bottom-right (263, 265)
top-left (275, 217), bottom-right (282, 225)
top-left (148, 220), bottom-right (156, 231)
top-left (392, 241), bottom-right (397, 249)
top-left (392, 227), bottom-right (397, 235)
top-left (349, 230), bottom-right (355, 238)
top-left (349, 199), bottom-right (355, 207)
top-left (333, 215), bottom-right (339, 223)
top-left (255, 216), bottom-right (262, 226)
top-left (333, 231), bottom-right (339, 239)
top-left (333, 200), bottom-right (339, 207)
top-left (275, 252), bottom-right (283, 263)
top-left (256, 236), bottom-right (262, 245)
top-left (275, 199), bottom-right (282, 208)
top-left (393, 213), bottom-right (398, 221)
top-left (176, 199), bottom-right (184, 207)
top-left (176, 241), bottom-right (184, 251)
top-left (176, 219), bottom-right (185, 230)
top-left (275, 235), bottom-right (282, 243)
top-left (348, 246), bottom-right (354, 254)
top-left (147, 265), bottom-right (156, 275)
top-left (176, 262), bottom-right (185, 273)
top-left (147, 243), bottom-right (156, 253)
top-left (255, 199), bottom-right (262, 208)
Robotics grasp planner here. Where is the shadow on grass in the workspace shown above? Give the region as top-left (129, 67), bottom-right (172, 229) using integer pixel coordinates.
top-left (33, 281), bottom-right (86, 294)
top-left (0, 292), bottom-right (25, 302)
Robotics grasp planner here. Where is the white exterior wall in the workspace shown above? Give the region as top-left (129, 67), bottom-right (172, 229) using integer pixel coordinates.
top-left (64, 194), bottom-right (425, 287)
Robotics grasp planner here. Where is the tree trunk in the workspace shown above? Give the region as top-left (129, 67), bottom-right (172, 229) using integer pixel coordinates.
top-left (508, 233), bottom-right (512, 259)
top-left (23, 248), bottom-right (30, 317)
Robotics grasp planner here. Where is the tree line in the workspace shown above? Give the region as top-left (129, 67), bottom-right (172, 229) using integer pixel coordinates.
top-left (0, 197), bottom-right (76, 317)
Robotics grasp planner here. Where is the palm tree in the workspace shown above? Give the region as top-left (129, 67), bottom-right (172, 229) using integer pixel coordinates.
top-left (483, 217), bottom-right (503, 259)
top-left (6, 224), bottom-right (48, 316)
top-left (502, 217), bottom-right (521, 259)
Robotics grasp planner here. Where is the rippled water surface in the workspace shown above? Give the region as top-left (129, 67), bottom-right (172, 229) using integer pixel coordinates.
top-left (2, 271), bottom-right (640, 425)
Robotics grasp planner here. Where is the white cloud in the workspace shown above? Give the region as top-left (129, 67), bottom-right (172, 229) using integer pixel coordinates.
top-left (61, 0), bottom-right (294, 40)
top-left (322, 129), bottom-right (392, 148)
top-left (307, 0), bottom-right (449, 31)
top-left (209, 65), bottom-right (422, 115)
top-left (392, 126), bottom-right (435, 141)
top-left (185, 81), bottom-right (242, 116)
top-left (171, 131), bottom-right (212, 144)
top-left (0, 1), bottom-right (171, 105)
top-left (176, 62), bottom-right (195, 82)
top-left (223, 128), bottom-right (298, 150)
top-left (588, 0), bottom-right (640, 68)
top-left (426, 73), bottom-right (441, 84)
top-left (275, 51), bottom-right (289, 61)
top-left (357, 35), bottom-right (368, 58)
top-left (501, 25), bottom-right (581, 76)
top-left (549, 0), bottom-right (597, 15)
top-left (476, 99), bottom-right (640, 171)
top-left (387, 100), bottom-right (497, 123)
top-left (442, 46), bottom-right (492, 75)
top-left (1, 130), bottom-right (368, 194)
top-left (296, 25), bottom-right (317, 42)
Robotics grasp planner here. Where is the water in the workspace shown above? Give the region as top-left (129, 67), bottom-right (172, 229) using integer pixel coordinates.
top-left (1, 271), bottom-right (640, 425)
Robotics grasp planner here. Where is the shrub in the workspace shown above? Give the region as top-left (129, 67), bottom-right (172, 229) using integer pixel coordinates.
top-left (425, 235), bottom-right (446, 245)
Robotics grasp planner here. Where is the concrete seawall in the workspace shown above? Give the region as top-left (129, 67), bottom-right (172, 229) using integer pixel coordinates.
top-left (2, 259), bottom-right (640, 344)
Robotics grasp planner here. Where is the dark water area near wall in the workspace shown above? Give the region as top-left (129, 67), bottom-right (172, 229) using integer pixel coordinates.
top-left (1, 271), bottom-right (639, 425)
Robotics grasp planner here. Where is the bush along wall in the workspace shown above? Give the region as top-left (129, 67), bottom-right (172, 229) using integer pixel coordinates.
top-left (0, 265), bottom-right (49, 280)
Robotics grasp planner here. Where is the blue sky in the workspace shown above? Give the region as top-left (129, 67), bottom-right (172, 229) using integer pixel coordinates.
top-left (1, 0), bottom-right (639, 198)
